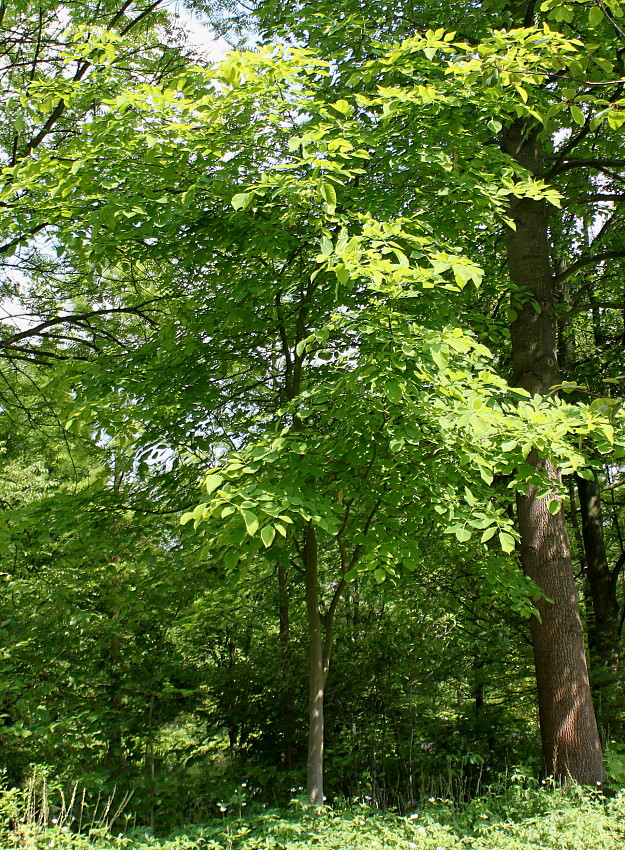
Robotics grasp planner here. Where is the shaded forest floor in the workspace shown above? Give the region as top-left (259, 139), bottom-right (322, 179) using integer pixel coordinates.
top-left (4, 784), bottom-right (625, 849)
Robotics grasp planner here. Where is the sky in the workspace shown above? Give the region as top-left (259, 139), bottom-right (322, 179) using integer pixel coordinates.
top-left (169, 2), bottom-right (233, 62)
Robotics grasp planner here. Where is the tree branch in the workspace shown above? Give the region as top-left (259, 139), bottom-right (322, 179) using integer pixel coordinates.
top-left (549, 158), bottom-right (625, 177)
top-left (0, 301), bottom-right (161, 348)
top-left (558, 300), bottom-right (625, 322)
top-left (553, 250), bottom-right (625, 284)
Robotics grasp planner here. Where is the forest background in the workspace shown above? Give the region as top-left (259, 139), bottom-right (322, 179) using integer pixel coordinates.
top-left (1, 0), bottom-right (625, 844)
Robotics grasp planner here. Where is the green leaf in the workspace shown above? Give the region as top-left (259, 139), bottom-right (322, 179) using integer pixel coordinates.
top-left (480, 526), bottom-right (497, 543)
top-left (374, 568), bottom-right (386, 584)
top-left (384, 380), bottom-right (403, 404)
top-left (224, 549), bottom-right (240, 569)
top-left (431, 347), bottom-right (448, 371)
top-left (241, 510), bottom-right (259, 536)
top-left (320, 235), bottom-right (333, 256)
top-left (570, 104), bottom-right (585, 126)
top-left (455, 527), bottom-right (471, 542)
top-left (205, 474), bottom-right (224, 495)
top-left (335, 266), bottom-right (350, 285)
top-left (479, 467), bottom-right (494, 485)
top-left (231, 192), bottom-right (252, 210)
top-left (320, 182), bottom-right (337, 207)
top-left (588, 5), bottom-right (603, 25)
top-left (499, 532), bottom-right (516, 554)
top-left (547, 499), bottom-right (561, 515)
top-left (331, 99), bottom-right (351, 115)
top-left (260, 525), bottom-right (276, 547)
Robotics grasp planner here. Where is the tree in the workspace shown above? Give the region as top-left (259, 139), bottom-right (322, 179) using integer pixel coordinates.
top-left (249, 0), bottom-right (625, 784)
top-left (2, 4), bottom-right (624, 800)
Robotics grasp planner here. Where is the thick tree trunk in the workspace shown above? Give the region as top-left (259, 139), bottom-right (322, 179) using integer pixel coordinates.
top-left (505, 121), bottom-right (605, 783)
top-left (304, 525), bottom-right (327, 805)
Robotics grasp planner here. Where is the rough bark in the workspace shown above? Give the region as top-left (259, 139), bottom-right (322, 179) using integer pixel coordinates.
top-left (505, 121), bottom-right (605, 783)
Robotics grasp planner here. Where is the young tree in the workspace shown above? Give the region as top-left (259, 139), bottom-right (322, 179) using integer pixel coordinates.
top-left (250, 0), bottom-right (625, 783)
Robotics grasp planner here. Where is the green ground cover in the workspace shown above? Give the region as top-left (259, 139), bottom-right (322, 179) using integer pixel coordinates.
top-left (4, 785), bottom-right (625, 850)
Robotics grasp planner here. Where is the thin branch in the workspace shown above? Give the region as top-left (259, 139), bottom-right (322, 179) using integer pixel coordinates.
top-left (549, 158), bottom-right (625, 176)
top-left (0, 223), bottom-right (48, 256)
top-left (119, 0), bottom-right (164, 35)
top-left (553, 250), bottom-right (625, 284)
top-left (558, 300), bottom-right (625, 322)
top-left (0, 301), bottom-right (161, 348)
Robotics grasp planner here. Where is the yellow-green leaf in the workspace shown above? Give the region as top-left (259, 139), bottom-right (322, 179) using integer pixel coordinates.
top-left (320, 182), bottom-right (337, 207)
top-left (260, 525), bottom-right (276, 547)
top-left (205, 474), bottom-right (224, 494)
top-left (499, 532), bottom-right (516, 553)
top-left (480, 527), bottom-right (497, 543)
top-left (241, 509), bottom-right (259, 536)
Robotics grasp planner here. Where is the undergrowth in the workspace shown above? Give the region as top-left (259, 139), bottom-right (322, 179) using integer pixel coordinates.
top-left (2, 779), bottom-right (625, 849)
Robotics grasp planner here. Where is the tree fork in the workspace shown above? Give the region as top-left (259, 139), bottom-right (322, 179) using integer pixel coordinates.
top-left (504, 121), bottom-right (605, 783)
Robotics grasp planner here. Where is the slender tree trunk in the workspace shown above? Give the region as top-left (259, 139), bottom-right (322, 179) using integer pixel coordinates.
top-left (304, 524), bottom-right (326, 804)
top-left (577, 473), bottom-right (621, 670)
top-left (147, 691), bottom-right (156, 830)
top-left (576, 472), bottom-right (623, 730)
top-left (278, 562), bottom-right (296, 771)
top-left (504, 121), bottom-right (605, 783)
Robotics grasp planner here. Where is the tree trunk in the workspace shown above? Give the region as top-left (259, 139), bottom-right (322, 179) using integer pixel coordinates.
top-left (304, 524), bottom-right (326, 804)
top-left (505, 120), bottom-right (605, 783)
top-left (576, 472), bottom-right (623, 731)
top-left (278, 561), bottom-right (297, 771)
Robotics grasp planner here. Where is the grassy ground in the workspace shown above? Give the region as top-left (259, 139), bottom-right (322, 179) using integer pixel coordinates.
top-left (4, 784), bottom-right (625, 849)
